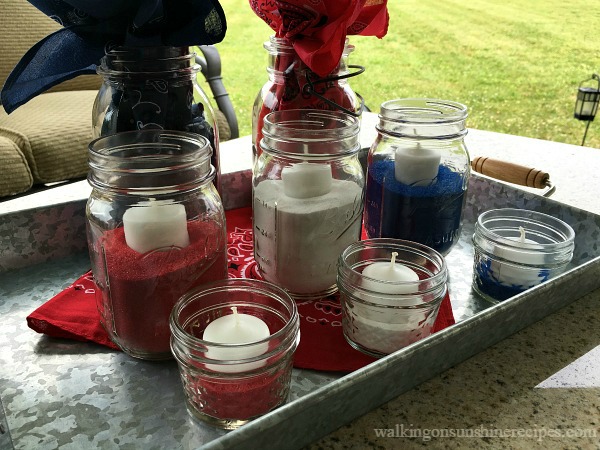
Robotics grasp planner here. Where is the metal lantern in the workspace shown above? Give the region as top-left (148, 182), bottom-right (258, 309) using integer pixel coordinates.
top-left (574, 73), bottom-right (600, 146)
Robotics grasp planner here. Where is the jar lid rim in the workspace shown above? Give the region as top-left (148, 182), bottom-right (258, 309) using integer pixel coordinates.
top-left (380, 98), bottom-right (468, 123)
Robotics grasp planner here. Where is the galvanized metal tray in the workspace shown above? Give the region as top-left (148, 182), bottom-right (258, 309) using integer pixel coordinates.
top-left (2, 173), bottom-right (600, 450)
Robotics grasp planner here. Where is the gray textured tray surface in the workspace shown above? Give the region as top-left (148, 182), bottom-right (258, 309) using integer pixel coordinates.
top-left (2, 175), bottom-right (600, 449)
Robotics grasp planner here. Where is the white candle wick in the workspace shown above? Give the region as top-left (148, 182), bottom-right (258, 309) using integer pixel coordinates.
top-left (519, 226), bottom-right (526, 243)
top-left (390, 251), bottom-right (398, 266)
top-left (232, 306), bottom-right (240, 326)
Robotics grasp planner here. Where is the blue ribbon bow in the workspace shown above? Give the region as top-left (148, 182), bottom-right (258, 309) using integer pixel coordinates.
top-left (1, 0), bottom-right (227, 113)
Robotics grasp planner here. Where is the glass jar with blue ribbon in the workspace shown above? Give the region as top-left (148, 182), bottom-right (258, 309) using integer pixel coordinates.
top-left (363, 99), bottom-right (470, 256)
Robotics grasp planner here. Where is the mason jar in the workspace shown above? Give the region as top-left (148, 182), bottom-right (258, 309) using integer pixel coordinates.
top-left (92, 46), bottom-right (221, 192)
top-left (86, 130), bottom-right (228, 360)
top-left (338, 238), bottom-right (448, 357)
top-left (170, 279), bottom-right (300, 429)
top-left (253, 110), bottom-right (364, 299)
top-left (251, 36), bottom-right (363, 162)
top-left (363, 98), bottom-right (471, 255)
top-left (472, 208), bottom-right (575, 302)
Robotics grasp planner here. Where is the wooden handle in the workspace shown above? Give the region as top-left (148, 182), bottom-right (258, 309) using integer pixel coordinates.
top-left (471, 156), bottom-right (550, 189)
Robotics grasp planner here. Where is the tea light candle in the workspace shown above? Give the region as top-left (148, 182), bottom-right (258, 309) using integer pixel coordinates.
top-left (489, 227), bottom-right (546, 289)
top-left (350, 252), bottom-right (426, 354)
top-left (282, 162), bottom-right (333, 198)
top-left (361, 252), bottom-right (419, 295)
top-left (122, 199), bottom-right (189, 253)
top-left (203, 307), bottom-right (270, 371)
top-left (494, 227), bottom-right (543, 264)
top-left (394, 142), bottom-right (441, 186)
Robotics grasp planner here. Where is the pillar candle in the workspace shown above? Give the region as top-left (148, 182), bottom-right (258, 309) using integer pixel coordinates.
top-left (394, 142), bottom-right (441, 186)
top-left (281, 162), bottom-right (333, 198)
top-left (122, 199), bottom-right (189, 253)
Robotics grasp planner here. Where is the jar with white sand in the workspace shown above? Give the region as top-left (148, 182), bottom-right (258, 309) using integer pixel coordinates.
top-left (253, 110), bottom-right (364, 299)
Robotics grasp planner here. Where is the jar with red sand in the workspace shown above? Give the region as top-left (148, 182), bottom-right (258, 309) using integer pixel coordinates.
top-left (86, 130), bottom-right (228, 360)
top-left (170, 279), bottom-right (300, 429)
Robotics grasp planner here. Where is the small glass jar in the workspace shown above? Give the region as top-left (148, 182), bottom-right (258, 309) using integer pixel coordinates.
top-left (86, 130), bottom-right (228, 360)
top-left (251, 36), bottom-right (362, 162)
top-left (363, 98), bottom-right (471, 255)
top-left (253, 109), bottom-right (365, 299)
top-left (92, 46), bottom-right (221, 192)
top-left (472, 208), bottom-right (575, 302)
top-left (338, 238), bottom-right (448, 357)
top-left (170, 279), bottom-right (300, 429)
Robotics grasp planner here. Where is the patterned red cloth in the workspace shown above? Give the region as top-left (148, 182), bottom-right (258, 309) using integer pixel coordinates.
top-left (27, 207), bottom-right (455, 372)
top-left (249, 0), bottom-right (389, 77)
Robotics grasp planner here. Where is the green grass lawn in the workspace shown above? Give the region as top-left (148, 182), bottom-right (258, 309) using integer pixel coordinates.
top-left (208, 0), bottom-right (600, 149)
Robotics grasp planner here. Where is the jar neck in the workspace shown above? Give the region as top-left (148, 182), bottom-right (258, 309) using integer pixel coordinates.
top-left (260, 110), bottom-right (360, 159)
top-left (97, 45), bottom-right (199, 80)
top-left (337, 238), bottom-right (448, 301)
top-left (377, 98), bottom-right (468, 139)
top-left (265, 36), bottom-right (354, 83)
top-left (88, 130), bottom-right (214, 196)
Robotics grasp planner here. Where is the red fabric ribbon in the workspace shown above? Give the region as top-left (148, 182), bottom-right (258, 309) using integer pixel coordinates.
top-left (249, 0), bottom-right (389, 77)
top-left (27, 207), bottom-right (455, 372)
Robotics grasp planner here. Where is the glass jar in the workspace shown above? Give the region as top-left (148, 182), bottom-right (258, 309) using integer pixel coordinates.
top-left (92, 46), bottom-right (221, 192)
top-left (472, 208), bottom-right (575, 302)
top-left (363, 98), bottom-right (471, 255)
top-left (338, 238), bottom-right (447, 357)
top-left (253, 110), bottom-right (364, 299)
top-left (170, 279), bottom-right (300, 429)
top-left (86, 130), bottom-right (228, 360)
top-left (251, 36), bottom-right (362, 162)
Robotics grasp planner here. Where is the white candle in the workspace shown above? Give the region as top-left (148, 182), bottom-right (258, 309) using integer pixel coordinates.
top-left (361, 252), bottom-right (420, 295)
top-left (494, 227), bottom-right (543, 264)
top-left (490, 227), bottom-right (545, 287)
top-left (348, 252), bottom-right (430, 355)
top-left (203, 307), bottom-right (270, 372)
top-left (281, 162), bottom-right (333, 198)
top-left (122, 199), bottom-right (189, 253)
top-left (394, 143), bottom-right (441, 186)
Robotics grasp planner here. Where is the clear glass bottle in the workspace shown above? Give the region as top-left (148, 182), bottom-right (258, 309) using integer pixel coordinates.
top-left (86, 130), bottom-right (228, 360)
top-left (92, 46), bottom-right (221, 192)
top-left (363, 98), bottom-right (471, 255)
top-left (252, 36), bottom-right (362, 162)
top-left (253, 109), bottom-right (364, 299)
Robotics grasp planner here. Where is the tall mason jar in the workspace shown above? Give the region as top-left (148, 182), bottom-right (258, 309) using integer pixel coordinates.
top-left (253, 110), bottom-right (364, 299)
top-left (363, 99), bottom-right (471, 255)
top-left (251, 36), bottom-right (362, 162)
top-left (92, 46), bottom-right (222, 192)
top-left (86, 130), bottom-right (228, 360)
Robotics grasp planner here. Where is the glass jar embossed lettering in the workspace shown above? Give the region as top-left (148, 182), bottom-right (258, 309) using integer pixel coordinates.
top-left (86, 130), bottom-right (228, 360)
top-left (364, 99), bottom-right (471, 255)
top-left (253, 110), bottom-right (365, 299)
top-left (92, 46), bottom-right (221, 192)
top-left (252, 36), bottom-right (362, 162)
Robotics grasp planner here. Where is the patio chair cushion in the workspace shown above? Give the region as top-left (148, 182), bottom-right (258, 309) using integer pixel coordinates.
top-left (0, 135), bottom-right (33, 197)
top-left (0, 90), bottom-right (96, 184)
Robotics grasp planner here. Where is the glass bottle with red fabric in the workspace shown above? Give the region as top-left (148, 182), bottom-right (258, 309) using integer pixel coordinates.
top-left (251, 36), bottom-right (363, 162)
